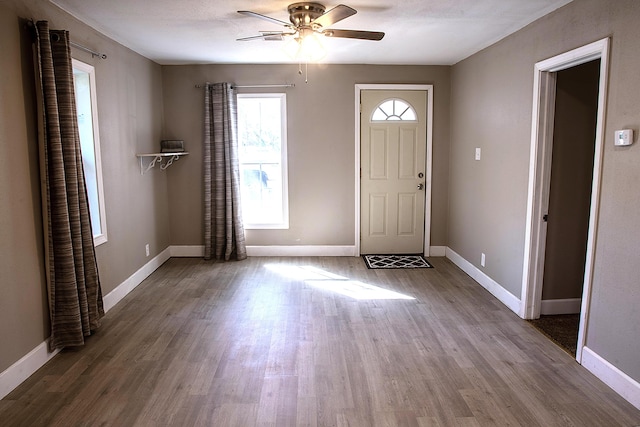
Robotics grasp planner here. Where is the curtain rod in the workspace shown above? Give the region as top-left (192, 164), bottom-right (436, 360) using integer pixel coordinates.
top-left (69, 41), bottom-right (107, 60)
top-left (26, 21), bottom-right (107, 59)
top-left (195, 83), bottom-right (295, 89)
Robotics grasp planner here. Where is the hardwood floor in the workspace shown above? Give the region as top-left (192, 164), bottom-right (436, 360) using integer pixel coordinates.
top-left (1, 256), bottom-right (638, 426)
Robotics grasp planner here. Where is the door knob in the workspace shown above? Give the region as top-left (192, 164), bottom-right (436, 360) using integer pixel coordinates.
top-left (417, 183), bottom-right (424, 190)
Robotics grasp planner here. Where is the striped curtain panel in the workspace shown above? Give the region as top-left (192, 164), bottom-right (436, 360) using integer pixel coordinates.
top-left (203, 83), bottom-right (247, 261)
top-left (35, 21), bottom-right (104, 351)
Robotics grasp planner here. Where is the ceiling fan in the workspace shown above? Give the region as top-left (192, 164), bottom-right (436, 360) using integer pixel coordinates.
top-left (236, 2), bottom-right (385, 43)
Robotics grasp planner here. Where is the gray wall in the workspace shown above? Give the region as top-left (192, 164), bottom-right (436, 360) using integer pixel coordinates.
top-left (0, 0), bottom-right (170, 372)
top-left (449, 0), bottom-right (640, 380)
top-left (162, 64), bottom-right (450, 248)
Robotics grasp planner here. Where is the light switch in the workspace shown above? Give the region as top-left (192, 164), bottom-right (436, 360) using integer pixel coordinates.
top-left (475, 148), bottom-right (481, 160)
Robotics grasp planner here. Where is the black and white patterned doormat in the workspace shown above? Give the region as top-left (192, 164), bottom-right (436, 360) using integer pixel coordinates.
top-left (362, 254), bottom-right (433, 269)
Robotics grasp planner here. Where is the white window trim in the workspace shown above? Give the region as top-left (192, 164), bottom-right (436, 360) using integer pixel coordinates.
top-left (237, 93), bottom-right (289, 230)
top-left (72, 58), bottom-right (108, 246)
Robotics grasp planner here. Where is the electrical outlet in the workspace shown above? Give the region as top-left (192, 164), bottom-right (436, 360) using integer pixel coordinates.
top-left (145, 244), bottom-right (150, 257)
top-left (475, 147), bottom-right (481, 161)
top-left (481, 253), bottom-right (486, 267)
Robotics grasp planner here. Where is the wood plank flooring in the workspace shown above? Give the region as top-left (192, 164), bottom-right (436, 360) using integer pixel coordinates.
top-left (1, 256), bottom-right (639, 426)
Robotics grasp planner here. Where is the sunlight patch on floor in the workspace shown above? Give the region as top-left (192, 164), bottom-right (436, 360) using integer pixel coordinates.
top-left (265, 264), bottom-right (414, 300)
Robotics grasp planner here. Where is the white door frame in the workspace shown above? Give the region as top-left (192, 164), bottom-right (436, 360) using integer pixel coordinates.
top-left (355, 84), bottom-right (434, 257)
top-left (520, 38), bottom-right (610, 363)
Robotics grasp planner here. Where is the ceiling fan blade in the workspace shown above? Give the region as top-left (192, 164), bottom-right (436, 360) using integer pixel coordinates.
top-left (237, 31), bottom-right (296, 42)
top-left (312, 4), bottom-right (356, 28)
top-left (322, 29), bottom-right (385, 41)
top-left (237, 34), bottom-right (272, 41)
top-left (237, 10), bottom-right (291, 28)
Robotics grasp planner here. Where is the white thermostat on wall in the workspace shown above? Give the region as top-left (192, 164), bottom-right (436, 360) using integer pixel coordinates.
top-left (614, 129), bottom-right (633, 146)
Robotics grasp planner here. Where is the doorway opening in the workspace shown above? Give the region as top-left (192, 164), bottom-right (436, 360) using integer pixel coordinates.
top-left (521, 38), bottom-right (610, 363)
top-left (530, 59), bottom-right (600, 357)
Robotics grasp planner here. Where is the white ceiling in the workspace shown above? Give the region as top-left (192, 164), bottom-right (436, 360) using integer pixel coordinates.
top-left (51, 0), bottom-right (572, 66)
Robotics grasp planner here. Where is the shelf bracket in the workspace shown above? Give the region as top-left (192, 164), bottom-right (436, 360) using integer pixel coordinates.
top-left (136, 152), bottom-right (189, 175)
top-left (159, 155), bottom-right (180, 171)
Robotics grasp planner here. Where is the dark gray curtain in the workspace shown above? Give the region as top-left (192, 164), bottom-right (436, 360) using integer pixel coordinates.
top-left (35, 21), bottom-right (104, 351)
top-left (203, 83), bottom-right (247, 261)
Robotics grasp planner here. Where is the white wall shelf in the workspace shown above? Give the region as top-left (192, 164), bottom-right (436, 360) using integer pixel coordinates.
top-left (136, 152), bottom-right (189, 175)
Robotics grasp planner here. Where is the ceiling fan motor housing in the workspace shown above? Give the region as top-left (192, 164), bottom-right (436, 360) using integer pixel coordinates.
top-left (288, 2), bottom-right (326, 27)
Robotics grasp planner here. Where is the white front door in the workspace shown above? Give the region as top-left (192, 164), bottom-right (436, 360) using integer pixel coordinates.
top-left (360, 90), bottom-right (427, 254)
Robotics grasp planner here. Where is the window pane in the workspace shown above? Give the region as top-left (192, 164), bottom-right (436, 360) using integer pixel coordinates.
top-left (400, 106), bottom-right (416, 120)
top-left (240, 163), bottom-right (283, 224)
top-left (372, 108), bottom-right (387, 121)
top-left (238, 98), bottom-right (281, 157)
top-left (371, 98), bottom-right (417, 122)
top-left (238, 95), bottom-right (288, 228)
top-left (72, 60), bottom-right (107, 245)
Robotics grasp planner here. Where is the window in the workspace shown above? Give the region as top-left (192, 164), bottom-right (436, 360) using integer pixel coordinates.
top-left (237, 94), bottom-right (289, 229)
top-left (72, 59), bottom-right (107, 246)
top-left (371, 98), bottom-right (417, 121)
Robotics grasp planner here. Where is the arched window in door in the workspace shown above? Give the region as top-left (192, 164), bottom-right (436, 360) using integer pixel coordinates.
top-left (371, 98), bottom-right (417, 122)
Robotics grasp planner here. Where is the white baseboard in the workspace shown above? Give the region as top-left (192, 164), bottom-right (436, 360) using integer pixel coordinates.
top-left (0, 247), bottom-right (171, 400)
top-left (168, 245), bottom-right (445, 258)
top-left (0, 341), bottom-right (60, 400)
top-left (170, 245), bottom-right (204, 257)
top-left (445, 247), bottom-right (521, 315)
top-left (247, 245), bottom-right (357, 257)
top-left (429, 246), bottom-right (447, 257)
top-left (102, 247), bottom-right (171, 312)
top-left (168, 245), bottom-right (358, 257)
top-left (582, 347), bottom-right (640, 410)
top-left (540, 298), bottom-right (582, 315)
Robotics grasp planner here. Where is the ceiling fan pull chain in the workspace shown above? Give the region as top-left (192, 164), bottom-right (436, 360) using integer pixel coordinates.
top-left (297, 61), bottom-right (309, 84)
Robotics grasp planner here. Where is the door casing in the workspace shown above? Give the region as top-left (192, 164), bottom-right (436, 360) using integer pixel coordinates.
top-left (354, 84), bottom-right (434, 257)
top-left (521, 38), bottom-right (610, 363)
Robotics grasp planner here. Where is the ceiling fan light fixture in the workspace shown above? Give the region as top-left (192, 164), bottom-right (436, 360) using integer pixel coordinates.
top-left (285, 32), bottom-right (326, 62)
top-left (299, 32), bottom-right (326, 62)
